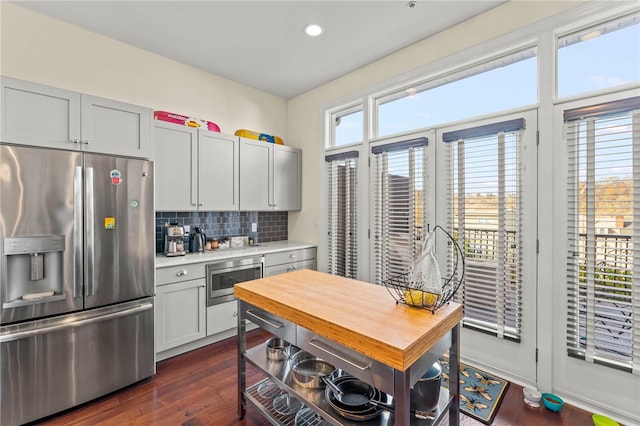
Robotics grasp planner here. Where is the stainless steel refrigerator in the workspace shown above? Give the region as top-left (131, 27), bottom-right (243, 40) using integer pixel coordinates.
top-left (0, 144), bottom-right (155, 426)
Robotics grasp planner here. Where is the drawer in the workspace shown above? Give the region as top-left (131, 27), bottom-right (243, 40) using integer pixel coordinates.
top-left (207, 301), bottom-right (238, 336)
top-left (264, 247), bottom-right (316, 267)
top-left (240, 304), bottom-right (297, 344)
top-left (296, 326), bottom-right (451, 397)
top-left (295, 326), bottom-right (395, 396)
top-left (156, 263), bottom-right (205, 286)
top-left (264, 259), bottom-right (317, 277)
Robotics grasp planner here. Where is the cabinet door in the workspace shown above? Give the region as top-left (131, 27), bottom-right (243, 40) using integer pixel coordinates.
top-left (239, 138), bottom-right (271, 210)
top-left (1, 77), bottom-right (81, 149)
top-left (206, 301), bottom-right (238, 336)
top-left (154, 122), bottom-right (198, 211)
top-left (273, 145), bottom-right (301, 211)
top-left (155, 279), bottom-right (206, 352)
top-left (198, 131), bottom-right (239, 211)
top-left (81, 95), bottom-right (151, 158)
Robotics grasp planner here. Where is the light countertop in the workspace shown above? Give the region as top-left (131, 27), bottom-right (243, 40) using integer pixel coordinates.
top-left (155, 240), bottom-right (316, 268)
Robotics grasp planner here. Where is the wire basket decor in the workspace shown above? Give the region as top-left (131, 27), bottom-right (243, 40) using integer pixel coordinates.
top-left (383, 225), bottom-right (464, 313)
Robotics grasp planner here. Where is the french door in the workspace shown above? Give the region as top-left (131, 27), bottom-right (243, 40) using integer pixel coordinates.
top-left (436, 110), bottom-right (538, 384)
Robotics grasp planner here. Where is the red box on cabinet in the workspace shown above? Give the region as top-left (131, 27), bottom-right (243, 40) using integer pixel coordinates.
top-left (154, 111), bottom-right (220, 132)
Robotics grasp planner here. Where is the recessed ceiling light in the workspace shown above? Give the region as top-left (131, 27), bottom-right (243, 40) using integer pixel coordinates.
top-left (304, 24), bottom-right (323, 37)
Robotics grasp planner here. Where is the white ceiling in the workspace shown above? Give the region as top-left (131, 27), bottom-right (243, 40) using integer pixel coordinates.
top-left (12, 1), bottom-right (505, 99)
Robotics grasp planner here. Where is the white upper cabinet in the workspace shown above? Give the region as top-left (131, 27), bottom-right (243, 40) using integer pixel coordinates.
top-left (273, 144), bottom-right (301, 210)
top-left (80, 95), bottom-right (151, 158)
top-left (239, 138), bottom-right (301, 211)
top-left (154, 122), bottom-right (198, 211)
top-left (1, 77), bottom-right (81, 149)
top-left (1, 77), bottom-right (151, 158)
top-left (198, 131), bottom-right (239, 211)
top-left (154, 121), bottom-right (239, 211)
top-left (239, 139), bottom-right (271, 211)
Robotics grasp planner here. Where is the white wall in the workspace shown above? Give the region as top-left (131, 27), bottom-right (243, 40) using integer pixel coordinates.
top-left (0, 2), bottom-right (288, 141)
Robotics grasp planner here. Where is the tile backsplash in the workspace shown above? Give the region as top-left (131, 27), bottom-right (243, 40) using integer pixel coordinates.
top-left (155, 211), bottom-right (288, 253)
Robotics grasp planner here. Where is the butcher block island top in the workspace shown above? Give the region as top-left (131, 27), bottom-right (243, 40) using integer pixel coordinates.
top-left (234, 269), bottom-right (462, 371)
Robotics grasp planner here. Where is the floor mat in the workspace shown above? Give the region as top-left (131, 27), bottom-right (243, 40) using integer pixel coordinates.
top-left (440, 357), bottom-right (509, 425)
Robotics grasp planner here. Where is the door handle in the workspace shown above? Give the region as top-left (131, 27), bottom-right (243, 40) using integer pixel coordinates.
top-left (73, 166), bottom-right (83, 298)
top-left (308, 338), bottom-right (371, 371)
top-left (245, 309), bottom-right (284, 329)
top-left (0, 303), bottom-right (153, 343)
top-left (85, 167), bottom-right (95, 297)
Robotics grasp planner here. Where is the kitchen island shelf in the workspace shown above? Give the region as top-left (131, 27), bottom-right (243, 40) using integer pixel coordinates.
top-left (236, 269), bottom-right (461, 426)
top-left (245, 342), bottom-right (453, 425)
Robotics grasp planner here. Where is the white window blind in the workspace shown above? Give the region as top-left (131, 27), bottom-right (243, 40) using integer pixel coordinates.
top-left (326, 151), bottom-right (359, 278)
top-left (372, 138), bottom-right (428, 284)
top-left (443, 119), bottom-right (524, 340)
top-left (565, 96), bottom-right (640, 374)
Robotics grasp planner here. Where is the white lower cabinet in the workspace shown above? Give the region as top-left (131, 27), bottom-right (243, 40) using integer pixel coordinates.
top-left (206, 301), bottom-right (238, 336)
top-left (155, 244), bottom-right (317, 358)
top-left (264, 259), bottom-right (316, 277)
top-left (155, 265), bottom-right (207, 353)
top-left (264, 247), bottom-right (317, 277)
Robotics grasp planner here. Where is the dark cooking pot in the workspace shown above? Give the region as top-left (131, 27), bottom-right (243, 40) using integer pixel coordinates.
top-left (289, 350), bottom-right (336, 389)
top-left (410, 361), bottom-right (441, 412)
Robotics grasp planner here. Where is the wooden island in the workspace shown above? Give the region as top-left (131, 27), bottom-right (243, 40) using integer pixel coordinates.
top-left (235, 269), bottom-right (462, 425)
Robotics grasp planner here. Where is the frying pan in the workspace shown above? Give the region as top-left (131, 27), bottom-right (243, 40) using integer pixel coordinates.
top-left (323, 376), bottom-right (376, 408)
top-left (324, 376), bottom-right (386, 421)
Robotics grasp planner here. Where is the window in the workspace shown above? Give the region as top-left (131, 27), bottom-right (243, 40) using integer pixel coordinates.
top-left (376, 49), bottom-right (536, 137)
top-left (372, 138), bottom-right (428, 283)
top-left (330, 104), bottom-right (364, 147)
top-left (565, 96), bottom-right (640, 372)
top-left (326, 151), bottom-right (359, 278)
top-left (557, 12), bottom-right (640, 99)
top-left (444, 119), bottom-right (525, 340)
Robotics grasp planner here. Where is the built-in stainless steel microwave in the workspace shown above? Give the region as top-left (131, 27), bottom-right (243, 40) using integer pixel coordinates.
top-left (205, 256), bottom-right (263, 306)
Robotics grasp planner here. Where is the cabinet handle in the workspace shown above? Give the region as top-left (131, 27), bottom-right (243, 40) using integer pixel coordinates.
top-left (72, 138), bottom-right (80, 144)
top-left (308, 338), bottom-right (371, 371)
top-left (191, 203), bottom-right (197, 207)
top-left (289, 253), bottom-right (297, 259)
top-left (198, 203), bottom-right (204, 206)
top-left (176, 269), bottom-right (188, 276)
top-left (83, 140), bottom-right (90, 145)
top-left (233, 311), bottom-right (238, 317)
top-left (246, 309), bottom-right (284, 329)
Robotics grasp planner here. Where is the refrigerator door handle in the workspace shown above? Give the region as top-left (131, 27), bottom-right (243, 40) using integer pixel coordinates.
top-left (73, 166), bottom-right (83, 298)
top-left (86, 166), bottom-right (95, 297)
top-left (0, 302), bottom-right (153, 343)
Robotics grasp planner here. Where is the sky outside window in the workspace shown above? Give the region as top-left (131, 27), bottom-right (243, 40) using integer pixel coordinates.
top-left (377, 56), bottom-right (537, 138)
top-left (334, 109), bottom-right (363, 146)
top-left (558, 18), bottom-right (640, 99)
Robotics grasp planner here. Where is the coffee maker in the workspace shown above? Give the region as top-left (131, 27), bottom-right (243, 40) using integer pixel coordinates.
top-left (163, 223), bottom-right (186, 256)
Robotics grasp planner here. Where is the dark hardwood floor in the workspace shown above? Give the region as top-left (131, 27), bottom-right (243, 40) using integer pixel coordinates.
top-left (34, 329), bottom-right (595, 426)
